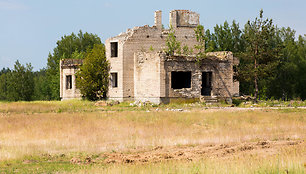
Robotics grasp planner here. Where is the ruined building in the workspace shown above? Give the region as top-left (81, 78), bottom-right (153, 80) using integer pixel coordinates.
top-left (60, 59), bottom-right (82, 100)
top-left (60, 10), bottom-right (239, 103)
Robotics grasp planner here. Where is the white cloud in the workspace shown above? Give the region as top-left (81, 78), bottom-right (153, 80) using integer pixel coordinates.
top-left (0, 0), bottom-right (28, 11)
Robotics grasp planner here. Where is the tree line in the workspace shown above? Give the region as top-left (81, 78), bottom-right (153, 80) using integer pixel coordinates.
top-left (202, 10), bottom-right (306, 100)
top-left (0, 10), bottom-right (305, 101)
top-left (0, 31), bottom-right (105, 101)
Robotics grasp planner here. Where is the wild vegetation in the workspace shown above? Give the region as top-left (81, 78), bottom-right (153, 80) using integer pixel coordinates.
top-left (0, 8), bottom-right (305, 174)
top-left (0, 101), bottom-right (305, 173)
top-left (76, 44), bottom-right (110, 100)
top-left (201, 10), bottom-right (306, 101)
top-left (0, 30), bottom-right (103, 101)
top-left (0, 11), bottom-right (305, 101)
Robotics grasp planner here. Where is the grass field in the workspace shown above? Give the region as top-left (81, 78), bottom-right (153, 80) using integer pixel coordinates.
top-left (0, 100), bottom-right (305, 173)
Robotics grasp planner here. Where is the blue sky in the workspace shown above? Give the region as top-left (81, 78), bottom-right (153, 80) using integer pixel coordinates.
top-left (0, 0), bottom-right (305, 70)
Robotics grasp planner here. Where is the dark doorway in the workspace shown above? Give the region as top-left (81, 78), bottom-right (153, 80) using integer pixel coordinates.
top-left (201, 72), bottom-right (212, 96)
top-left (171, 71), bottom-right (191, 89)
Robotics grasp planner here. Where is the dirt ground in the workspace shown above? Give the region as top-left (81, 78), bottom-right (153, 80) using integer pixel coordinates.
top-left (69, 140), bottom-right (304, 165)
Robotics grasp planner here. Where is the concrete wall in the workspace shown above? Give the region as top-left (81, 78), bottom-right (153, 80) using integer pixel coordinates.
top-left (105, 35), bottom-right (125, 101)
top-left (60, 10), bottom-right (239, 103)
top-left (106, 10), bottom-right (200, 101)
top-left (134, 52), bottom-right (164, 103)
top-left (169, 10), bottom-right (199, 28)
top-left (205, 52), bottom-right (236, 98)
top-left (60, 62), bottom-right (82, 100)
top-left (132, 52), bottom-right (237, 103)
top-left (164, 57), bottom-right (202, 98)
top-left (163, 53), bottom-right (235, 99)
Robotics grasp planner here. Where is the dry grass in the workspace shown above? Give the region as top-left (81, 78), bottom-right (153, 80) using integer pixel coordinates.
top-left (0, 101), bottom-right (305, 173)
top-left (0, 100), bottom-right (96, 114)
top-left (77, 148), bottom-right (306, 174)
top-left (0, 104), bottom-right (305, 159)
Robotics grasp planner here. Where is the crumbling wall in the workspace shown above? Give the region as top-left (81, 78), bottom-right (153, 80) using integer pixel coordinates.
top-left (162, 52), bottom-right (236, 100)
top-left (163, 57), bottom-right (202, 98)
top-left (134, 52), bottom-right (165, 103)
top-left (127, 51), bottom-right (238, 103)
top-left (170, 10), bottom-right (199, 28)
top-left (106, 10), bottom-right (199, 101)
top-left (60, 59), bottom-right (82, 100)
top-left (106, 10), bottom-right (238, 103)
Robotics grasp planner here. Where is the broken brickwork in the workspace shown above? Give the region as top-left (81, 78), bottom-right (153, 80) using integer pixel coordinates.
top-left (133, 52), bottom-right (239, 103)
top-left (60, 10), bottom-right (239, 103)
top-left (106, 10), bottom-right (200, 101)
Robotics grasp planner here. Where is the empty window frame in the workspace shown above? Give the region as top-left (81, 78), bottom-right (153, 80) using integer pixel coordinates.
top-left (111, 73), bottom-right (118, 88)
top-left (111, 42), bottom-right (118, 57)
top-left (66, 75), bottom-right (72, 89)
top-left (171, 71), bottom-right (191, 89)
top-left (233, 65), bottom-right (238, 81)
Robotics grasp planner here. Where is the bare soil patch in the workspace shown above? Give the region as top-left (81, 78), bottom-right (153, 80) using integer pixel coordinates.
top-left (100, 140), bottom-right (304, 164)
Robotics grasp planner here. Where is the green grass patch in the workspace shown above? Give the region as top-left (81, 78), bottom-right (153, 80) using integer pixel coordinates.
top-left (0, 154), bottom-right (95, 173)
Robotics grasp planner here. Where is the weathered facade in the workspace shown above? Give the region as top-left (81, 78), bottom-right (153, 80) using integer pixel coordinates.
top-left (60, 59), bottom-right (82, 100)
top-left (134, 51), bottom-right (239, 103)
top-left (106, 10), bottom-right (201, 101)
top-left (60, 10), bottom-right (239, 103)
top-left (106, 10), bottom-right (239, 103)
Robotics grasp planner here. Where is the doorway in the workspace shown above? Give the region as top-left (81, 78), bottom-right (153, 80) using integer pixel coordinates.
top-left (201, 72), bottom-right (212, 96)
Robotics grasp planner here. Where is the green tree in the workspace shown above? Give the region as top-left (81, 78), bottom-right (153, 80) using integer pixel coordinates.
top-left (194, 24), bottom-right (205, 55)
top-left (193, 12), bottom-right (305, 100)
top-left (213, 21), bottom-right (233, 51)
top-left (76, 44), bottom-right (109, 101)
top-left (0, 72), bottom-right (9, 100)
top-left (230, 20), bottom-right (245, 54)
top-left (204, 21), bottom-right (245, 54)
top-left (165, 26), bottom-right (181, 56)
top-left (240, 10), bottom-right (280, 102)
top-left (33, 69), bottom-right (52, 100)
top-left (204, 29), bottom-right (217, 52)
top-left (0, 68), bottom-right (11, 100)
top-left (46, 30), bottom-right (102, 100)
top-left (5, 61), bottom-right (34, 101)
top-left (0, 68), bottom-right (10, 76)
top-left (295, 35), bottom-right (306, 99)
top-left (267, 27), bottom-right (298, 100)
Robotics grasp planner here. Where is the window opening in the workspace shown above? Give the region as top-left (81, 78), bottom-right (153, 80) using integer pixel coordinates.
top-left (111, 42), bottom-right (118, 57)
top-left (233, 65), bottom-right (238, 81)
top-left (171, 71), bottom-right (191, 89)
top-left (111, 73), bottom-right (118, 88)
top-left (66, 75), bottom-right (72, 89)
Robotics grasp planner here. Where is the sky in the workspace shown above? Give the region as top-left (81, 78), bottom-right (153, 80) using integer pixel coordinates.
top-left (0, 0), bottom-right (305, 71)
